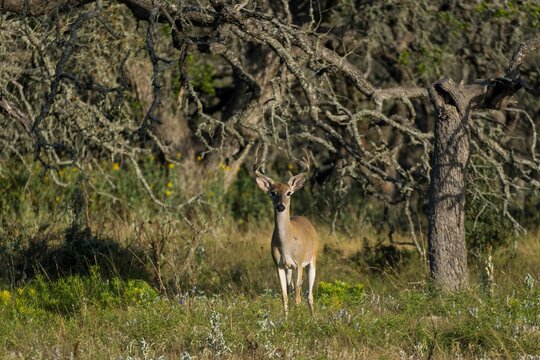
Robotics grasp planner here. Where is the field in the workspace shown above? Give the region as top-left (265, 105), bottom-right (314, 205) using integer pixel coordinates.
top-left (0, 159), bottom-right (539, 359)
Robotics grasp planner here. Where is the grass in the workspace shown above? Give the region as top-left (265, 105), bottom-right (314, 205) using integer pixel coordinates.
top-left (0, 157), bottom-right (539, 358)
top-left (0, 265), bottom-right (539, 358)
top-left (0, 226), bottom-right (538, 359)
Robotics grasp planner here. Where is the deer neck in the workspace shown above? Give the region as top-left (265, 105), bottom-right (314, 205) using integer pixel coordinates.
top-left (274, 207), bottom-right (292, 242)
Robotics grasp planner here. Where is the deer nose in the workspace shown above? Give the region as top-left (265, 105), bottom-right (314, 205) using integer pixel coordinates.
top-left (276, 204), bottom-right (286, 212)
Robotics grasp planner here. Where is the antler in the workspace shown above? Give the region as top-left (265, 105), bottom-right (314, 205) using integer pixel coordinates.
top-left (253, 145), bottom-right (275, 185)
top-left (288, 149), bottom-right (310, 185)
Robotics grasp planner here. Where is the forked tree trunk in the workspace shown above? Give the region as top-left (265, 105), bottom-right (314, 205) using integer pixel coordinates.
top-left (427, 36), bottom-right (539, 291)
top-left (428, 79), bottom-right (470, 291)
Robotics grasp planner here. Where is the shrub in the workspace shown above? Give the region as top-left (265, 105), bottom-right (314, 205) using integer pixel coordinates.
top-left (1, 267), bottom-right (158, 315)
top-left (351, 240), bottom-right (413, 271)
top-left (317, 280), bottom-right (365, 308)
top-left (225, 167), bottom-right (268, 223)
top-left (466, 157), bottom-right (514, 254)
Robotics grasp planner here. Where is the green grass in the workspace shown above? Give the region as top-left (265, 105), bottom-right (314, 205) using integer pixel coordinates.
top-left (0, 270), bottom-right (539, 358)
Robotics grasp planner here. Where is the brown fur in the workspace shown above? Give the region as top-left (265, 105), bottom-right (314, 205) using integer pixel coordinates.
top-left (255, 177), bottom-right (319, 317)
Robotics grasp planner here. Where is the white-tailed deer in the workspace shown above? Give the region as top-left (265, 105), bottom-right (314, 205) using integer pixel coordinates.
top-left (254, 153), bottom-right (319, 317)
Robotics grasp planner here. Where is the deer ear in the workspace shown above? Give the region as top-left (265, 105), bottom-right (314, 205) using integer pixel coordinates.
top-left (256, 177), bottom-right (271, 192)
top-left (288, 174), bottom-right (306, 191)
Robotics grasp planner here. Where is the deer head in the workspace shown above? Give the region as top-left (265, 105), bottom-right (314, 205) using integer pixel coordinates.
top-left (254, 151), bottom-right (310, 213)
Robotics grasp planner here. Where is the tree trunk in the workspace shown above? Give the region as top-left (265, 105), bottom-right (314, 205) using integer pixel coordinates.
top-left (427, 79), bottom-right (470, 291)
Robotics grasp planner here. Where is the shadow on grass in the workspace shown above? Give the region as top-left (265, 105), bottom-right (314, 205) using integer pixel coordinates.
top-left (9, 224), bottom-right (149, 283)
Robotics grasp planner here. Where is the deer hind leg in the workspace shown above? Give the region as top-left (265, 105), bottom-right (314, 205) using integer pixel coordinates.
top-left (295, 265), bottom-right (304, 305)
top-left (306, 260), bottom-right (316, 315)
top-left (277, 267), bottom-right (289, 318)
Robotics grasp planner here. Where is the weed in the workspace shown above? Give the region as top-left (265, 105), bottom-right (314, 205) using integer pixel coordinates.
top-left (204, 310), bottom-right (231, 357)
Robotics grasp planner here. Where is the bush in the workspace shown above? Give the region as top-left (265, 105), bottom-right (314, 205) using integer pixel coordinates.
top-left (225, 167), bottom-right (269, 223)
top-left (0, 267), bottom-right (158, 315)
top-left (317, 280), bottom-right (365, 308)
top-left (466, 157), bottom-right (514, 254)
top-left (351, 240), bottom-right (413, 271)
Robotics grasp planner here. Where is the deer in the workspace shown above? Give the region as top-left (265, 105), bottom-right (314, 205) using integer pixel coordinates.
top-left (254, 152), bottom-right (319, 317)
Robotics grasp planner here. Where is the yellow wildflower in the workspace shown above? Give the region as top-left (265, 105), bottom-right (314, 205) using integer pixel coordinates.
top-left (112, 163), bottom-right (120, 171)
top-left (197, 155), bottom-right (203, 161)
top-left (149, 154), bottom-right (155, 161)
top-left (166, 181), bottom-right (173, 188)
top-left (224, 165), bottom-right (230, 171)
top-left (55, 196), bottom-right (61, 203)
top-left (164, 190), bottom-right (173, 197)
top-left (287, 164), bottom-right (294, 170)
top-left (0, 290), bottom-right (11, 305)
top-left (168, 163), bottom-right (175, 169)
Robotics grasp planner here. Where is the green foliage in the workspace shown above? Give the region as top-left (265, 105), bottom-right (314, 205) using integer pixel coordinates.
top-left (437, 11), bottom-right (469, 33)
top-left (224, 166), bottom-right (273, 223)
top-left (0, 162), bottom-right (73, 221)
top-left (0, 157), bottom-right (538, 357)
top-left (415, 46), bottom-right (444, 78)
top-left (186, 54), bottom-right (217, 96)
top-left (466, 198), bottom-right (513, 254)
top-left (474, 1), bottom-right (540, 26)
top-left (397, 50), bottom-right (410, 65)
top-left (0, 156), bottom-right (191, 224)
top-left (317, 280), bottom-right (365, 308)
top-left (466, 157), bottom-right (514, 254)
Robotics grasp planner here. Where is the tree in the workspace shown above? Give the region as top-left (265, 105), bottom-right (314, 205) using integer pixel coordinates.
top-left (1, 0), bottom-right (539, 291)
top-left (428, 39), bottom-right (540, 290)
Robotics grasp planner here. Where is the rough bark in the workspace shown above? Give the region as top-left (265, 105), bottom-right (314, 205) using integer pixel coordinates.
top-left (222, 44), bottom-right (281, 190)
top-left (428, 79), bottom-right (470, 291)
top-left (126, 60), bottom-right (192, 151)
top-left (0, 0), bottom-right (92, 15)
top-left (427, 36), bottom-right (539, 291)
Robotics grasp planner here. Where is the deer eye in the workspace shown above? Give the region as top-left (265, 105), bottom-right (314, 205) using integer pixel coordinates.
top-left (270, 190), bottom-right (277, 197)
top-left (286, 191), bottom-right (292, 197)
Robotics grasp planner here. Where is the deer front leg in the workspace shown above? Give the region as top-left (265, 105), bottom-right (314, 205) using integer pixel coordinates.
top-left (295, 265), bottom-right (303, 305)
top-left (277, 267), bottom-right (289, 318)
